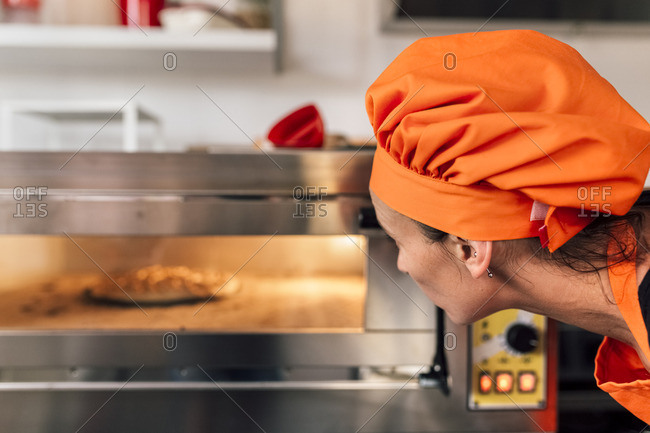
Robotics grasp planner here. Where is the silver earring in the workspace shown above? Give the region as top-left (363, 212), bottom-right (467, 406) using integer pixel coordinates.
top-left (474, 251), bottom-right (491, 277)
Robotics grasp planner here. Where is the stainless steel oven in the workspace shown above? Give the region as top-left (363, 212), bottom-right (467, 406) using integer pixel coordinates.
top-left (0, 149), bottom-right (556, 432)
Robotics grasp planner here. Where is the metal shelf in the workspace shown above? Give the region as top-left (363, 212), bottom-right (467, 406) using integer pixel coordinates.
top-left (0, 0), bottom-right (283, 72)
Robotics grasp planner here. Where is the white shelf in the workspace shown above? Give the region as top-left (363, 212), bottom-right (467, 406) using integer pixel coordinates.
top-left (1, 99), bottom-right (163, 152)
top-left (0, 24), bottom-right (277, 52)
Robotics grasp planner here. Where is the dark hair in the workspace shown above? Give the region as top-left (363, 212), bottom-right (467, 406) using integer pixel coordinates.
top-left (415, 193), bottom-right (650, 274)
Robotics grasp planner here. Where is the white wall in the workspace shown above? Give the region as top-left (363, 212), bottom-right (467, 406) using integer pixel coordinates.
top-left (1, 0), bottom-right (650, 153)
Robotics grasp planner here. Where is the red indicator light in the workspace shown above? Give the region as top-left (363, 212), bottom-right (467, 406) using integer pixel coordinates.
top-left (495, 372), bottom-right (513, 393)
top-left (479, 373), bottom-right (492, 394)
top-left (518, 371), bottom-right (537, 393)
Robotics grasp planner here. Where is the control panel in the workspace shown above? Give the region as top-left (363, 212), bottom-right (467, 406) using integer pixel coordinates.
top-left (468, 309), bottom-right (547, 410)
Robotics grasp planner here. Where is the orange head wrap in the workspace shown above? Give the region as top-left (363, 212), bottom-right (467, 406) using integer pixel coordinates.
top-left (366, 30), bottom-right (650, 252)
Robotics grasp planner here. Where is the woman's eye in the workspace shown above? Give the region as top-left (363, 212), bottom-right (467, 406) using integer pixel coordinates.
top-left (381, 231), bottom-right (401, 250)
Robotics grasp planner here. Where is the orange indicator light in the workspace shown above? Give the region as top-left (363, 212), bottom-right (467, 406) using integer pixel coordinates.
top-left (495, 372), bottom-right (513, 393)
top-left (518, 371), bottom-right (537, 393)
top-left (479, 373), bottom-right (492, 394)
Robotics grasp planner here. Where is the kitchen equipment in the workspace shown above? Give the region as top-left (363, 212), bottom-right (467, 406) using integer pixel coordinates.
top-left (159, 5), bottom-right (233, 31)
top-left (158, 4), bottom-right (249, 32)
top-left (0, 149), bottom-right (557, 432)
top-left (39, 0), bottom-right (120, 26)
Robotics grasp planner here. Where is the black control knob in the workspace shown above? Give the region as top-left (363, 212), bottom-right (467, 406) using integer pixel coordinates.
top-left (506, 324), bottom-right (539, 354)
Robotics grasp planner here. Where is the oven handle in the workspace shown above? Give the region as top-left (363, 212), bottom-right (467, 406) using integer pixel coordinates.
top-left (418, 307), bottom-right (450, 396)
top-left (0, 381), bottom-right (427, 392)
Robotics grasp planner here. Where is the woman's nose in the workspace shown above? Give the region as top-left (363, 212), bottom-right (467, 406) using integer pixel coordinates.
top-left (396, 250), bottom-right (409, 274)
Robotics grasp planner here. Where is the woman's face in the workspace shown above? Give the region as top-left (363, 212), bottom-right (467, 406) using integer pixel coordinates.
top-left (370, 190), bottom-right (509, 324)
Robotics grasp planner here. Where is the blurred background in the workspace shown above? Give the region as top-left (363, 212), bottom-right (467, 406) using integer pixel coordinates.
top-left (0, 0), bottom-right (649, 154)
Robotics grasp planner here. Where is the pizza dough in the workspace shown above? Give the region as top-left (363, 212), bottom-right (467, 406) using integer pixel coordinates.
top-left (84, 265), bottom-right (239, 306)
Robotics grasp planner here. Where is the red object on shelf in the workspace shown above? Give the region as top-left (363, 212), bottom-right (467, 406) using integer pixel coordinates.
top-left (267, 104), bottom-right (324, 148)
top-left (2, 0), bottom-right (40, 24)
top-left (119, 0), bottom-right (164, 27)
top-left (2, 0), bottom-right (39, 8)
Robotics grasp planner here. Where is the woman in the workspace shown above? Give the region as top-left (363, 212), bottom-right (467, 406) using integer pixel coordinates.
top-left (366, 30), bottom-right (650, 422)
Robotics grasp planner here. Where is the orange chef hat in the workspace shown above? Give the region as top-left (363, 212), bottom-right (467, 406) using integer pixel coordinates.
top-left (366, 30), bottom-right (650, 252)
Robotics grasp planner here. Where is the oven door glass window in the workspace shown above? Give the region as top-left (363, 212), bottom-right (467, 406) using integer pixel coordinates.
top-left (0, 235), bottom-right (367, 332)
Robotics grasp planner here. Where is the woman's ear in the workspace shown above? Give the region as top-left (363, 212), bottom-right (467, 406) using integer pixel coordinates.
top-left (447, 236), bottom-right (493, 279)
top-left (466, 240), bottom-right (493, 279)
